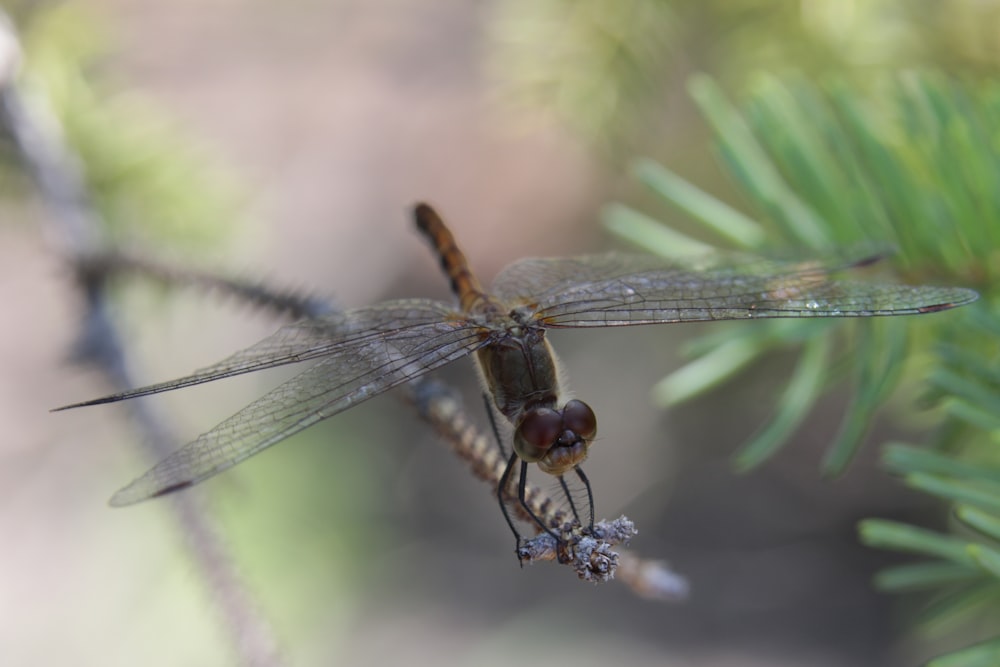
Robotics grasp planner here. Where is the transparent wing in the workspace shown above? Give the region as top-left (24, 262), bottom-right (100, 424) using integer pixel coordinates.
top-left (56, 299), bottom-right (460, 409)
top-left (110, 314), bottom-right (488, 505)
top-left (492, 254), bottom-right (977, 327)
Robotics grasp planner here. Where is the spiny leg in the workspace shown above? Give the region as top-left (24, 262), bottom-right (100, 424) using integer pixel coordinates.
top-left (497, 452), bottom-right (565, 561)
top-left (497, 452), bottom-right (526, 554)
top-left (558, 475), bottom-right (583, 526)
top-left (515, 459), bottom-right (562, 543)
top-left (573, 465), bottom-right (595, 531)
top-left (481, 392), bottom-right (508, 458)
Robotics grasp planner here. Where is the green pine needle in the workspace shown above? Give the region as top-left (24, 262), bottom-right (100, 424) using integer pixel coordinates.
top-left (873, 561), bottom-right (981, 593)
top-left (859, 519), bottom-right (978, 567)
top-left (732, 333), bottom-right (832, 472)
top-left (608, 71), bottom-right (998, 661)
top-left (927, 636), bottom-right (1000, 667)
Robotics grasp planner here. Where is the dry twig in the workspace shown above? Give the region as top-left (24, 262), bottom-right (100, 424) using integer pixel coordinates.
top-left (407, 377), bottom-right (687, 597)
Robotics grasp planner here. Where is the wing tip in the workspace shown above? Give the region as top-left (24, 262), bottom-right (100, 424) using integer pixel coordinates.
top-left (918, 302), bottom-right (961, 314)
top-left (918, 288), bottom-right (980, 313)
top-left (51, 396), bottom-right (117, 412)
top-left (109, 480), bottom-right (193, 507)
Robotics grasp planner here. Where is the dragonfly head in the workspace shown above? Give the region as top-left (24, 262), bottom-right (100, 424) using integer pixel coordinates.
top-left (514, 399), bottom-right (597, 476)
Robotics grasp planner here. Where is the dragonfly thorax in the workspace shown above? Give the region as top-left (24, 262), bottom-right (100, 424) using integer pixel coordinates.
top-left (475, 324), bottom-right (559, 421)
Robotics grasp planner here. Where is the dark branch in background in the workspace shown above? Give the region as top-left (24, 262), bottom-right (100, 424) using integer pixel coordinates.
top-left (0, 14), bottom-right (286, 667)
top-left (83, 250), bottom-right (337, 321)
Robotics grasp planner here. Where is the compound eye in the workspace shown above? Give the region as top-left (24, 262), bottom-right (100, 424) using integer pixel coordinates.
top-left (514, 408), bottom-right (562, 462)
top-left (562, 399), bottom-right (597, 441)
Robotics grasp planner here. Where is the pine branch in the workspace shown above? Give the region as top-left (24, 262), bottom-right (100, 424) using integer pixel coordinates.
top-left (605, 71), bottom-right (999, 664)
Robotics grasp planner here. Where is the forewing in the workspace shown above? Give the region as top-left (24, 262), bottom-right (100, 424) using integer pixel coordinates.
top-left (492, 254), bottom-right (977, 327)
top-left (56, 299), bottom-right (459, 409)
top-left (110, 315), bottom-right (487, 505)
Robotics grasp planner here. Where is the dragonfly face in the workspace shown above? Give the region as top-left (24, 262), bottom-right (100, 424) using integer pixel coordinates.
top-left (514, 399), bottom-right (597, 475)
top-left (55, 202), bottom-right (979, 556)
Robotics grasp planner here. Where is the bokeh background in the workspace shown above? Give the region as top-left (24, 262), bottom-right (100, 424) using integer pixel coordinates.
top-left (2, 1), bottom-right (998, 666)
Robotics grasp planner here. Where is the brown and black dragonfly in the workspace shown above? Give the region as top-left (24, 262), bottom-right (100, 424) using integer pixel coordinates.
top-left (56, 204), bottom-right (978, 547)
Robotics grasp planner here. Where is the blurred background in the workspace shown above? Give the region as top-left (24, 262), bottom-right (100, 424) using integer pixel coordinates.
top-left (2, 1), bottom-right (998, 666)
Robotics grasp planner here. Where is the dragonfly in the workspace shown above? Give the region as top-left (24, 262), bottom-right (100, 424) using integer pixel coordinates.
top-left (56, 204), bottom-right (978, 551)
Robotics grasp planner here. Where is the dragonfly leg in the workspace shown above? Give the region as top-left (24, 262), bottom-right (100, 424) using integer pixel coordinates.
top-left (558, 475), bottom-right (582, 526)
top-left (497, 452), bottom-right (526, 558)
top-left (573, 465), bottom-right (595, 532)
top-left (515, 459), bottom-right (562, 544)
top-left (498, 451), bottom-right (566, 562)
top-left (482, 392), bottom-right (508, 458)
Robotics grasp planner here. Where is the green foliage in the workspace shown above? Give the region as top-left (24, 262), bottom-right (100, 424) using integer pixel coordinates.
top-left (488, 0), bottom-right (1000, 156)
top-left (487, 0), bottom-right (676, 153)
top-left (860, 443), bottom-right (1000, 665)
top-left (606, 71), bottom-right (999, 663)
top-left (6, 5), bottom-right (241, 250)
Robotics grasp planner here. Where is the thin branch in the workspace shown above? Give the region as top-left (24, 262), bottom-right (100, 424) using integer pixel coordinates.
top-left (85, 249), bottom-right (336, 321)
top-left (0, 14), bottom-right (286, 667)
